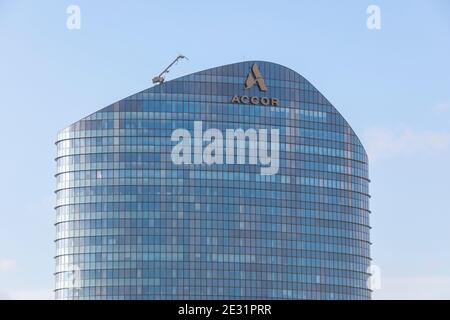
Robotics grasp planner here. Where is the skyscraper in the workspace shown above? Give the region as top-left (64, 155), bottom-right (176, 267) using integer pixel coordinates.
top-left (55, 61), bottom-right (371, 299)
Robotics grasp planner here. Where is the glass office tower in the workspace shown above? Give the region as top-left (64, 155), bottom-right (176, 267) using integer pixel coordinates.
top-left (55, 61), bottom-right (371, 299)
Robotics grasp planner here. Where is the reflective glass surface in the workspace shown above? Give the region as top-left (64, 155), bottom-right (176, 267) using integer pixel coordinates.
top-left (55, 61), bottom-right (371, 300)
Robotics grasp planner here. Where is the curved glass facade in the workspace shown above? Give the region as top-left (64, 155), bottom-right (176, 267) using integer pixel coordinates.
top-left (55, 61), bottom-right (371, 300)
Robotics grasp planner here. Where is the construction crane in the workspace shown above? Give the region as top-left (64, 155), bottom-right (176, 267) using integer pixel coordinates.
top-left (152, 54), bottom-right (188, 85)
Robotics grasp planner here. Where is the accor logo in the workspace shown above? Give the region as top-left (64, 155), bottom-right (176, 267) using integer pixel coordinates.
top-left (244, 63), bottom-right (267, 91)
top-left (231, 63), bottom-right (279, 106)
top-left (231, 95), bottom-right (279, 106)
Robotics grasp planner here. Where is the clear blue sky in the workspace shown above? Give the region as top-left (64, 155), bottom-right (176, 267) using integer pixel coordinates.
top-left (0, 0), bottom-right (449, 299)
